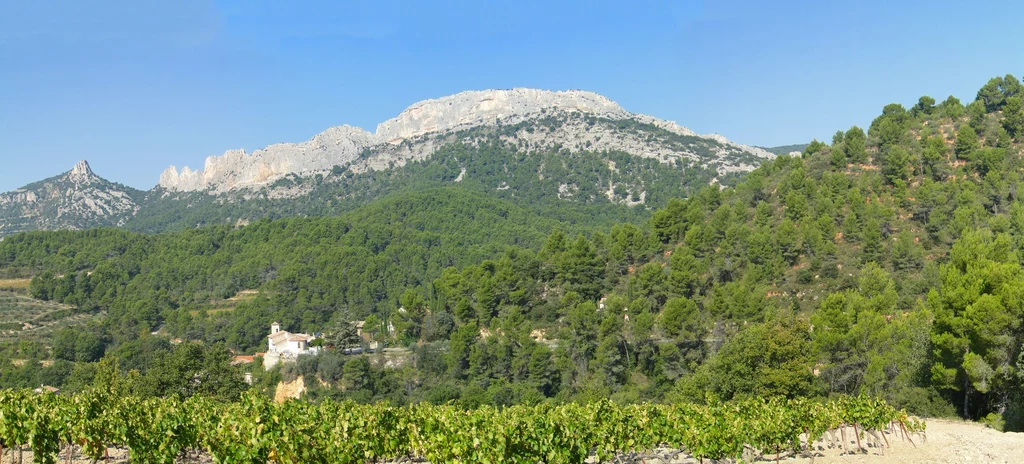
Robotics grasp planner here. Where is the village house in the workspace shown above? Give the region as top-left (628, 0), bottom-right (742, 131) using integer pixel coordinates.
top-left (263, 322), bottom-right (319, 369)
top-left (33, 385), bottom-right (60, 394)
top-left (231, 355), bottom-right (255, 366)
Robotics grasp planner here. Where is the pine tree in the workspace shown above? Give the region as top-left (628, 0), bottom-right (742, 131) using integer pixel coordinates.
top-left (845, 126), bottom-right (868, 163)
top-left (1003, 96), bottom-right (1024, 140)
top-left (955, 125), bottom-right (980, 160)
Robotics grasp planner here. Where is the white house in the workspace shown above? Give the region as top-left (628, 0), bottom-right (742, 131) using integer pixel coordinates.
top-left (264, 322), bottom-right (319, 369)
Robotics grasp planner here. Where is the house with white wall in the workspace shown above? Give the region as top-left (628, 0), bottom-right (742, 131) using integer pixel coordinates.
top-left (264, 322), bottom-right (319, 369)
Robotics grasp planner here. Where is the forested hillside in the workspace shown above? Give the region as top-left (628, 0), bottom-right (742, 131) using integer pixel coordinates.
top-left (0, 188), bottom-right (569, 340)
top-left (3, 75), bottom-right (1024, 430)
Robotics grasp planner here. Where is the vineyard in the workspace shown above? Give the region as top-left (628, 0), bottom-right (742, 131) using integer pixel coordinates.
top-left (0, 390), bottom-right (923, 464)
top-left (0, 292), bottom-right (98, 342)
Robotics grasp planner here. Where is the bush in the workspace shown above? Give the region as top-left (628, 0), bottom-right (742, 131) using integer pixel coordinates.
top-left (893, 387), bottom-right (957, 418)
top-left (1003, 395), bottom-right (1024, 432)
top-left (317, 353), bottom-right (345, 383)
top-left (458, 385), bottom-right (488, 409)
top-left (819, 262), bottom-right (840, 279)
top-left (425, 383), bottom-right (461, 405)
top-left (296, 354), bottom-right (319, 378)
top-left (280, 362), bottom-right (300, 382)
top-left (796, 268), bottom-right (815, 284)
top-left (980, 412), bottom-right (1005, 431)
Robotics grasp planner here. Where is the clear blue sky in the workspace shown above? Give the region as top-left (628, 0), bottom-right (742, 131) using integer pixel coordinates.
top-left (2, 0), bottom-right (1022, 192)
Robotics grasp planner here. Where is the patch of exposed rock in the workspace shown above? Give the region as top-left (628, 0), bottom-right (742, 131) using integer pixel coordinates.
top-left (158, 89), bottom-right (774, 193)
top-left (374, 89), bottom-right (627, 141)
top-left (0, 160), bottom-right (141, 236)
top-left (159, 126), bottom-right (374, 192)
top-left (274, 376), bottom-right (306, 403)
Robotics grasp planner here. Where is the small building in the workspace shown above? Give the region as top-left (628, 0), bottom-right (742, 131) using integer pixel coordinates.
top-left (264, 322), bottom-right (319, 369)
top-left (268, 322), bottom-right (314, 353)
top-left (231, 355), bottom-right (255, 366)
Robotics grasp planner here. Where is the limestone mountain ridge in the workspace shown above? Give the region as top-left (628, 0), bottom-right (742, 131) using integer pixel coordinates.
top-left (157, 88), bottom-right (774, 193)
top-left (2, 89), bottom-right (781, 236)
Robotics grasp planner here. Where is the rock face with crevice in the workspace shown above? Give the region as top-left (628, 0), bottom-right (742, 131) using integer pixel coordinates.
top-left (0, 160), bottom-right (141, 236)
top-left (157, 89), bottom-right (773, 193)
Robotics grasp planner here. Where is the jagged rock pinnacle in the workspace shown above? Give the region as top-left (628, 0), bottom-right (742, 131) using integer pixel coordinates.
top-left (68, 160), bottom-right (95, 182)
top-left (1, 159), bottom-right (139, 237)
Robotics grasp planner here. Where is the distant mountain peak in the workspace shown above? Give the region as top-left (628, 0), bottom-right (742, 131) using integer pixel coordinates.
top-left (68, 160), bottom-right (95, 182)
top-left (374, 89), bottom-right (628, 142)
top-left (1, 161), bottom-right (140, 237)
top-left (158, 88), bottom-right (773, 192)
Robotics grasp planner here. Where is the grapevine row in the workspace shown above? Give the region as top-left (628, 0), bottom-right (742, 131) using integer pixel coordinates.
top-left (0, 390), bottom-right (924, 463)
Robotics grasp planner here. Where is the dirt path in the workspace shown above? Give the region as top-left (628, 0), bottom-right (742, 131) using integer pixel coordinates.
top-left (781, 419), bottom-right (1024, 464)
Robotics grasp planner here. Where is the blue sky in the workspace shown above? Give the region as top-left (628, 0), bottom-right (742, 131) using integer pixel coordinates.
top-left (1, 0), bottom-right (1022, 191)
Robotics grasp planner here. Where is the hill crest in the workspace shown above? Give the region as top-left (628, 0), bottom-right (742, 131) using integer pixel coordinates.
top-left (0, 160), bottom-right (141, 236)
top-left (157, 88), bottom-right (773, 193)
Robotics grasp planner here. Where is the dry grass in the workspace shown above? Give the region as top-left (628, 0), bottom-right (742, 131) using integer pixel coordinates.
top-left (188, 289), bottom-right (260, 316)
top-left (189, 306), bottom-right (238, 317)
top-left (0, 278), bottom-right (31, 292)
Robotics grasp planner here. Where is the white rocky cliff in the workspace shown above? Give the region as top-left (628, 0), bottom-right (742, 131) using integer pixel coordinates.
top-left (158, 89), bottom-right (774, 192)
top-left (159, 126), bottom-right (374, 192)
top-left (373, 89), bottom-right (628, 141)
top-left (68, 159), bottom-right (95, 183)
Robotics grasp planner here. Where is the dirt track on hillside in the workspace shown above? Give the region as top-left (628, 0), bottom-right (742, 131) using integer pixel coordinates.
top-left (783, 419), bottom-right (1024, 464)
top-left (641, 419), bottom-right (1024, 463)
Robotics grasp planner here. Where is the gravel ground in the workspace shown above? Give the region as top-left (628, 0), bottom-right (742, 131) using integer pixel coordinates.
top-left (780, 419), bottom-right (1024, 464)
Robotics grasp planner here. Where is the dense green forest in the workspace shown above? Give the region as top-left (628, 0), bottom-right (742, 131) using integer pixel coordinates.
top-left (1, 188), bottom-right (568, 341)
top-left (3, 75), bottom-right (1024, 431)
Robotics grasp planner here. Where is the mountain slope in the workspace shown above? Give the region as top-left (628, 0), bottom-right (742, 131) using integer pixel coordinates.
top-left (157, 89), bottom-right (773, 194)
top-left (0, 161), bottom-right (142, 237)
top-left (1, 89), bottom-right (774, 237)
top-left (6, 75), bottom-right (1024, 424)
top-left (0, 187), bottom-right (574, 345)
top-left (129, 120), bottom-right (744, 233)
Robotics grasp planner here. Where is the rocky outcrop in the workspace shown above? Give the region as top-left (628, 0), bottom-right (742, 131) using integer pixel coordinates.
top-left (0, 161), bottom-right (141, 237)
top-left (160, 126), bottom-right (375, 193)
top-left (158, 89), bottom-right (773, 192)
top-left (274, 376), bottom-right (306, 403)
top-left (68, 159), bottom-right (95, 183)
top-left (374, 89), bottom-right (627, 142)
